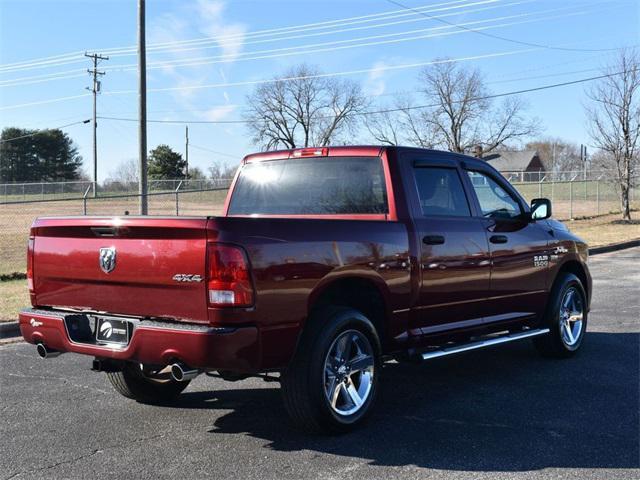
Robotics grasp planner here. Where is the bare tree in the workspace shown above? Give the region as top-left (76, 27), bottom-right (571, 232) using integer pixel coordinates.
top-left (526, 137), bottom-right (583, 173)
top-left (585, 50), bottom-right (640, 221)
top-left (208, 161), bottom-right (237, 181)
top-left (244, 64), bottom-right (368, 150)
top-left (364, 95), bottom-right (437, 148)
top-left (106, 158), bottom-right (139, 183)
top-left (418, 61), bottom-right (540, 153)
top-left (365, 61), bottom-right (539, 153)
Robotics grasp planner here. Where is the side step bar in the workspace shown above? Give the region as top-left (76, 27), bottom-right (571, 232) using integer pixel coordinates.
top-left (421, 328), bottom-right (550, 361)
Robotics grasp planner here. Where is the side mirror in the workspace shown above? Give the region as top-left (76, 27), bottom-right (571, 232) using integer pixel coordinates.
top-left (530, 198), bottom-right (552, 221)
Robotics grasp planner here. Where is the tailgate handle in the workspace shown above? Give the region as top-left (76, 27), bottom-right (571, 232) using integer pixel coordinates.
top-left (91, 227), bottom-right (117, 237)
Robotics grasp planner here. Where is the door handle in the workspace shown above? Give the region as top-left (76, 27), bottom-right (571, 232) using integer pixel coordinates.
top-left (490, 235), bottom-right (508, 244)
top-left (423, 235), bottom-right (445, 245)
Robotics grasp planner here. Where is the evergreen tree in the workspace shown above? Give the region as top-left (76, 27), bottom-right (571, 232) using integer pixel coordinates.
top-left (148, 144), bottom-right (186, 179)
top-left (0, 127), bottom-right (83, 182)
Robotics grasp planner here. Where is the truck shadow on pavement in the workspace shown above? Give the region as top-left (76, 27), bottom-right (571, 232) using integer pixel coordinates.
top-left (174, 331), bottom-right (639, 472)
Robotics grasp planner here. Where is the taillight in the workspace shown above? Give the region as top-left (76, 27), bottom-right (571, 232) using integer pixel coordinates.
top-left (27, 236), bottom-right (34, 292)
top-left (206, 243), bottom-right (254, 307)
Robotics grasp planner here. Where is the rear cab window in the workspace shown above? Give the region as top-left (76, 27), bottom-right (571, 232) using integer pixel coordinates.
top-left (227, 156), bottom-right (388, 216)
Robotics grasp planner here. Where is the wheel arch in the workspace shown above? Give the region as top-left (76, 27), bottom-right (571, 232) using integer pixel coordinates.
top-left (554, 259), bottom-right (590, 304)
top-left (306, 274), bottom-right (391, 348)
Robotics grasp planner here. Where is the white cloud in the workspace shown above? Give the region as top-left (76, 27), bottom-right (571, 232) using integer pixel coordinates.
top-left (147, 1), bottom-right (246, 116)
top-left (204, 104), bottom-right (237, 121)
top-left (363, 61), bottom-right (389, 97)
top-left (196, 0), bottom-right (246, 61)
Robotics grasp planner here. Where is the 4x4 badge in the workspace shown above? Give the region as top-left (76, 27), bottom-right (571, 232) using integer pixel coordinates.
top-left (99, 247), bottom-right (117, 273)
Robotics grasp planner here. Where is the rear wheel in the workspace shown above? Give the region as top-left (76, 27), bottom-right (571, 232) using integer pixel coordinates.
top-left (281, 306), bottom-right (381, 433)
top-left (534, 272), bottom-right (587, 358)
top-left (107, 362), bottom-right (190, 403)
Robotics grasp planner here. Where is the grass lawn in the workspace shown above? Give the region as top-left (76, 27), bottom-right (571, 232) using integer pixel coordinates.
top-left (0, 279), bottom-right (28, 322)
top-left (566, 212), bottom-right (640, 247)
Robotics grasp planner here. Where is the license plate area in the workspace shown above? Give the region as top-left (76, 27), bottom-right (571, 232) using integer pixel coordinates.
top-left (94, 316), bottom-right (132, 346)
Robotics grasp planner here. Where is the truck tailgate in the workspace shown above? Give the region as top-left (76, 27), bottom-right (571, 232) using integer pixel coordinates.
top-left (31, 216), bottom-right (210, 323)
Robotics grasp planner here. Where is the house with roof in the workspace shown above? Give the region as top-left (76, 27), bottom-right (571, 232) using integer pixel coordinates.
top-left (482, 150), bottom-right (547, 181)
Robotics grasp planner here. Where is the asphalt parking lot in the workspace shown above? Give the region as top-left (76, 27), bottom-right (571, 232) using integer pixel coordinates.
top-left (1, 247), bottom-right (638, 480)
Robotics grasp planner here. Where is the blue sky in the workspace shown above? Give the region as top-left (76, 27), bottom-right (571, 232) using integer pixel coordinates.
top-left (0, 0), bottom-right (638, 181)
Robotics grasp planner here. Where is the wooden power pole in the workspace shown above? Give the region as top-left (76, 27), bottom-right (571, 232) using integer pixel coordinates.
top-left (138, 0), bottom-right (148, 215)
top-left (85, 52), bottom-right (108, 197)
top-left (185, 126), bottom-right (189, 179)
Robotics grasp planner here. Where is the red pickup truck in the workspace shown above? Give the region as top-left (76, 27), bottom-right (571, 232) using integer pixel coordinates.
top-left (19, 146), bottom-right (591, 432)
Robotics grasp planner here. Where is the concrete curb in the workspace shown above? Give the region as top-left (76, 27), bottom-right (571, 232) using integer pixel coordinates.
top-left (589, 239), bottom-right (640, 256)
top-left (0, 321), bottom-right (20, 339)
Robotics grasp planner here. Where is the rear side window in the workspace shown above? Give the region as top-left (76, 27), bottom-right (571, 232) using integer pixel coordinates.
top-left (414, 167), bottom-right (470, 217)
top-left (227, 156), bottom-right (388, 215)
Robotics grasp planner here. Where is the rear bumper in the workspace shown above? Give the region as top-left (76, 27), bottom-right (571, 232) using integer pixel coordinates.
top-left (19, 308), bottom-right (260, 372)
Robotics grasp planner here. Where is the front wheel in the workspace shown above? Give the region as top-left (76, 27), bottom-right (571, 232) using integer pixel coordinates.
top-left (534, 272), bottom-right (587, 358)
top-left (281, 307), bottom-right (381, 433)
top-left (107, 362), bottom-right (190, 403)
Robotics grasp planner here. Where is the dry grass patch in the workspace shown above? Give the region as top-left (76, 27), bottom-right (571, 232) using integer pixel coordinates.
top-left (0, 280), bottom-right (28, 322)
top-left (566, 212), bottom-right (640, 247)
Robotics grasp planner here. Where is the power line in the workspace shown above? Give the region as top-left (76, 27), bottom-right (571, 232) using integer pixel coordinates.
top-left (0, 2), bottom-right (623, 85)
top-left (384, 0), bottom-right (626, 53)
top-left (105, 48), bottom-right (541, 96)
top-left (98, 115), bottom-right (245, 125)
top-left (189, 144), bottom-right (241, 159)
top-left (0, 93), bottom-right (91, 111)
top-left (0, 0), bottom-right (482, 70)
top-left (104, 5), bottom-right (583, 73)
top-left (0, 120), bottom-right (90, 143)
top-left (97, 70), bottom-right (628, 125)
top-left (1, 0), bottom-right (623, 75)
top-left (111, 0), bottom-right (509, 58)
top-left (2, 6), bottom-right (626, 89)
top-left (0, 2), bottom-right (564, 87)
top-left (0, 45), bottom-right (621, 112)
top-left (0, 0), bottom-right (516, 75)
top-left (0, 47), bottom-right (537, 110)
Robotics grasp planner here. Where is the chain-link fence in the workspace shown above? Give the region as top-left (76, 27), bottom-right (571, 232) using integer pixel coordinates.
top-left (1, 178), bottom-right (638, 276)
top-left (512, 178), bottom-right (638, 220)
top-left (0, 178), bottom-right (233, 202)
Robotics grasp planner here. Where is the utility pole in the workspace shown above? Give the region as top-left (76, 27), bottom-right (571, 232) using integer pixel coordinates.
top-left (138, 0), bottom-right (148, 215)
top-left (85, 52), bottom-right (108, 197)
top-left (185, 126), bottom-right (189, 179)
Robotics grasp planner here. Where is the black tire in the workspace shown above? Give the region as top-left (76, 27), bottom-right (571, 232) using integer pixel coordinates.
top-left (281, 306), bottom-right (381, 434)
top-left (107, 362), bottom-right (190, 403)
top-left (534, 272), bottom-right (588, 358)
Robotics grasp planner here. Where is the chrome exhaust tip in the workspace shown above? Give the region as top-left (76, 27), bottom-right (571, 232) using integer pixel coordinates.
top-left (170, 362), bottom-right (199, 382)
top-left (36, 343), bottom-right (61, 359)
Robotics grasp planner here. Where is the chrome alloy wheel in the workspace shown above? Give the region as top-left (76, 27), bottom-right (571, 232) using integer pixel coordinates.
top-left (323, 330), bottom-right (375, 416)
top-left (559, 286), bottom-right (584, 347)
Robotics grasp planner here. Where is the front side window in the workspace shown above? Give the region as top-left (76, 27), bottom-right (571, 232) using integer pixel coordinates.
top-left (466, 170), bottom-right (522, 219)
top-left (414, 167), bottom-right (470, 217)
top-left (227, 156), bottom-right (388, 215)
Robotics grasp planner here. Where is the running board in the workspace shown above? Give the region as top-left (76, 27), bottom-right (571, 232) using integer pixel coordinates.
top-left (421, 328), bottom-right (550, 361)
